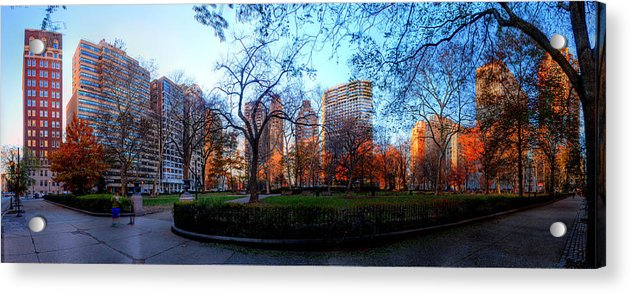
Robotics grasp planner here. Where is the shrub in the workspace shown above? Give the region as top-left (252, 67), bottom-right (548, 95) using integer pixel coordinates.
top-left (173, 195), bottom-right (555, 240)
top-left (44, 194), bottom-right (131, 213)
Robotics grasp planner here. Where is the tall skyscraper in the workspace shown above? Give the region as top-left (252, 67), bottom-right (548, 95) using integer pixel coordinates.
top-left (538, 49), bottom-right (583, 189)
top-left (296, 100), bottom-right (318, 146)
top-left (23, 29), bottom-right (64, 195)
top-left (475, 60), bottom-right (525, 123)
top-left (66, 39), bottom-right (157, 194)
top-left (269, 94), bottom-right (284, 158)
top-left (150, 76), bottom-right (205, 193)
top-left (410, 120), bottom-right (428, 178)
top-left (243, 96), bottom-right (285, 188)
top-left (244, 96), bottom-right (284, 165)
top-left (409, 116), bottom-right (465, 190)
top-left (321, 80), bottom-right (373, 152)
top-left (538, 49), bottom-right (581, 143)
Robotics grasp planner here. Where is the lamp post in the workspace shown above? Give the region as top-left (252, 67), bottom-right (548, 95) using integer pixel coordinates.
top-left (525, 164), bottom-right (533, 198)
top-left (8, 161), bottom-right (15, 210)
top-left (15, 148), bottom-right (22, 217)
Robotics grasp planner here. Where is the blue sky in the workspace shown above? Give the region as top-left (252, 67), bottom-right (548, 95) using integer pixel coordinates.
top-left (0, 4), bottom-right (352, 146)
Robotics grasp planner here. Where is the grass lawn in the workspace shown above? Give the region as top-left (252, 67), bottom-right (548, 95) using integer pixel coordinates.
top-left (143, 192), bottom-right (243, 207)
top-left (261, 192), bottom-right (546, 208)
top-left (174, 192), bottom-right (558, 240)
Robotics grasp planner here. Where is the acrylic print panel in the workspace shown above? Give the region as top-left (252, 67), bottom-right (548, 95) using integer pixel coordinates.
top-left (0, 1), bottom-right (605, 268)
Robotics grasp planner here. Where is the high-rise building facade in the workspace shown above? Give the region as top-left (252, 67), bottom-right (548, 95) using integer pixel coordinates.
top-left (296, 100), bottom-right (318, 145)
top-left (244, 96), bottom-right (284, 165)
top-left (537, 49), bottom-right (583, 190)
top-left (410, 120), bottom-right (428, 179)
top-left (243, 96), bottom-right (285, 189)
top-left (321, 80), bottom-right (373, 152)
top-left (475, 60), bottom-right (534, 193)
top-left (150, 76), bottom-right (204, 193)
top-left (475, 60), bottom-right (527, 123)
top-left (66, 39), bottom-right (157, 194)
top-left (23, 29), bottom-right (64, 195)
top-left (409, 116), bottom-right (467, 191)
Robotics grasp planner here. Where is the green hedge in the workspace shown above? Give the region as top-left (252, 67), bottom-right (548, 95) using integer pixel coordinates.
top-left (44, 194), bottom-right (131, 214)
top-left (173, 195), bottom-right (557, 240)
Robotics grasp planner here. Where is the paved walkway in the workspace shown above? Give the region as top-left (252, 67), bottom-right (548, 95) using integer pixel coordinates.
top-left (1, 197), bottom-right (583, 267)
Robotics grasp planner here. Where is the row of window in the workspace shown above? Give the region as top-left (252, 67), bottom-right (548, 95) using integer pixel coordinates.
top-left (26, 69), bottom-right (60, 79)
top-left (26, 139), bottom-right (59, 148)
top-left (81, 43), bottom-right (99, 53)
top-left (25, 80), bottom-right (59, 88)
top-left (31, 110), bottom-right (61, 118)
top-left (25, 59), bottom-right (61, 68)
top-left (25, 90), bottom-right (61, 99)
top-left (35, 180), bottom-right (61, 187)
top-left (26, 129), bottom-right (61, 138)
top-left (26, 120), bottom-right (61, 128)
top-left (80, 79), bottom-right (101, 88)
top-left (25, 100), bottom-right (61, 108)
top-left (27, 50), bottom-right (60, 58)
top-left (81, 50), bottom-right (100, 60)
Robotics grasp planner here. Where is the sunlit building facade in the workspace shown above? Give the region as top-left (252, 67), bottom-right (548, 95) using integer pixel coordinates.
top-left (321, 80), bottom-right (373, 152)
top-left (150, 76), bottom-right (205, 193)
top-left (22, 29), bottom-right (65, 195)
top-left (66, 39), bottom-right (157, 194)
top-left (296, 100), bottom-right (318, 145)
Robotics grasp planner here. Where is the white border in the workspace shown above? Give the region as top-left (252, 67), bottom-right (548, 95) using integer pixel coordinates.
top-left (2, 0), bottom-right (628, 294)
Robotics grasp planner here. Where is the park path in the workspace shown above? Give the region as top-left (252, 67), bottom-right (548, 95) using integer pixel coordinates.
top-left (2, 196), bottom-right (583, 267)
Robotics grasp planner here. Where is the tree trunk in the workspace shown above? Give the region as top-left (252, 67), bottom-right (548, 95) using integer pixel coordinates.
top-left (120, 164), bottom-right (127, 196)
top-left (248, 145), bottom-right (259, 203)
top-left (345, 169), bottom-right (353, 197)
top-left (496, 175), bottom-right (501, 194)
top-left (517, 134), bottom-right (524, 197)
top-left (435, 153), bottom-right (444, 195)
top-left (549, 160), bottom-right (556, 196)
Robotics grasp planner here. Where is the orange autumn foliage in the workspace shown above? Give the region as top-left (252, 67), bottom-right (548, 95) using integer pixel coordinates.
top-left (49, 115), bottom-right (108, 194)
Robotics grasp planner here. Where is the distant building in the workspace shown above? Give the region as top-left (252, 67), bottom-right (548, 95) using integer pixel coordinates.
top-left (1, 173), bottom-right (9, 193)
top-left (321, 80), bottom-right (373, 153)
top-left (537, 50), bottom-right (583, 191)
top-left (22, 29), bottom-right (65, 195)
top-left (475, 60), bottom-right (527, 123)
top-left (295, 100), bottom-right (320, 187)
top-left (410, 120), bottom-right (428, 177)
top-left (66, 39), bottom-right (157, 194)
top-left (475, 60), bottom-right (533, 193)
top-left (409, 116), bottom-right (467, 191)
top-left (243, 95), bottom-right (285, 189)
top-left (296, 100), bottom-right (318, 145)
top-left (150, 76), bottom-right (205, 193)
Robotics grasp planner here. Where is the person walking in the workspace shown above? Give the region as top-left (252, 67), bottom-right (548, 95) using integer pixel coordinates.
top-left (111, 194), bottom-right (121, 227)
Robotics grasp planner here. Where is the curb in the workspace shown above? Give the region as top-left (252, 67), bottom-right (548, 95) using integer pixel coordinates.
top-left (172, 196), bottom-right (567, 246)
top-left (44, 200), bottom-right (141, 217)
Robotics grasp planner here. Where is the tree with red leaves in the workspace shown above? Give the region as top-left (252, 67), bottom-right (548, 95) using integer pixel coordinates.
top-left (49, 115), bottom-right (108, 195)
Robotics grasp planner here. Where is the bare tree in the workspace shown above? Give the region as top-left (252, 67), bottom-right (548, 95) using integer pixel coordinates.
top-left (373, 125), bottom-right (393, 190)
top-left (159, 72), bottom-right (210, 199)
top-left (326, 115), bottom-right (373, 197)
top-left (536, 50), bottom-right (581, 196)
top-left (405, 45), bottom-right (475, 195)
top-left (209, 36), bottom-right (311, 202)
top-left (480, 30), bottom-right (540, 196)
top-left (393, 136), bottom-right (411, 191)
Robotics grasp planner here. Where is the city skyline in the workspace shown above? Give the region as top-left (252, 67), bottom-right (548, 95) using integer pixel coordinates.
top-left (1, 4), bottom-right (355, 147)
top-left (0, 1), bottom-right (604, 270)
